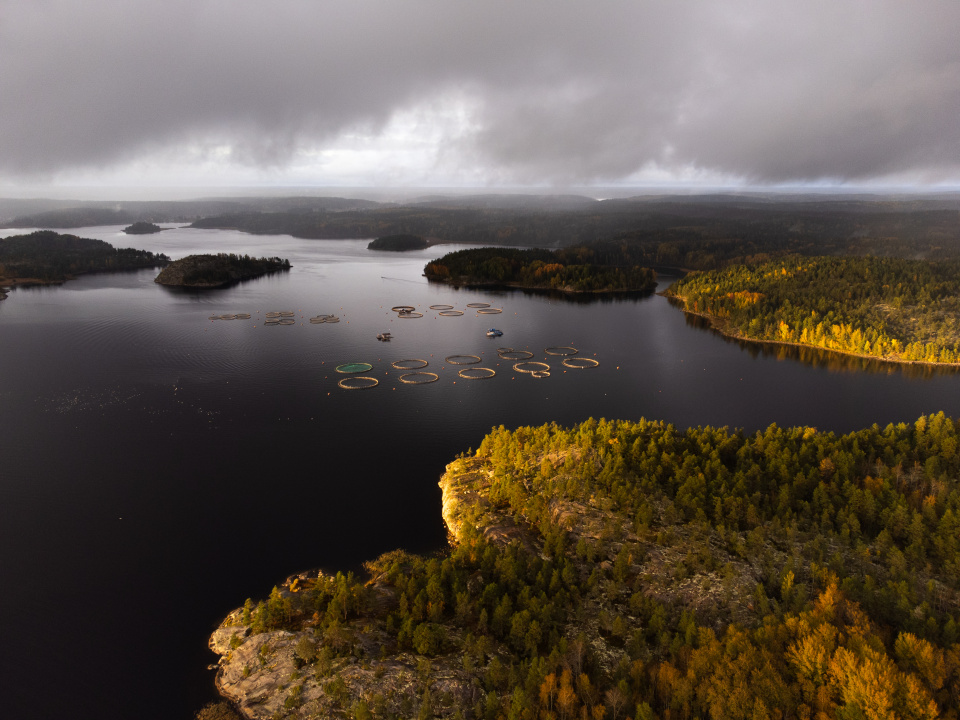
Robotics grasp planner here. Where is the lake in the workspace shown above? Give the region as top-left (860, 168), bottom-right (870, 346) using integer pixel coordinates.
top-left (1, 226), bottom-right (958, 719)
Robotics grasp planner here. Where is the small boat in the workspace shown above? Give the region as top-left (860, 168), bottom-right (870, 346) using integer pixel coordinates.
top-left (376, 332), bottom-right (393, 341)
top-left (486, 328), bottom-right (503, 337)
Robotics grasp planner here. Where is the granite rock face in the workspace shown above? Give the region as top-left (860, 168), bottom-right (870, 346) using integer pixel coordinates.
top-left (210, 452), bottom-right (765, 719)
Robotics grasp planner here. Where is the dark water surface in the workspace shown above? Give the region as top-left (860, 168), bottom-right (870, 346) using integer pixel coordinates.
top-left (1, 226), bottom-right (958, 719)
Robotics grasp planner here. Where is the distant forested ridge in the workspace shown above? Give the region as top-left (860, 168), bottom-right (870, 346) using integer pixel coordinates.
top-left (210, 414), bottom-right (960, 719)
top-left (155, 253), bottom-right (290, 288)
top-left (666, 255), bottom-right (960, 364)
top-left (367, 233), bottom-right (429, 251)
top-left (189, 195), bottom-right (960, 271)
top-left (0, 230), bottom-right (169, 288)
top-left (424, 246), bottom-right (657, 293)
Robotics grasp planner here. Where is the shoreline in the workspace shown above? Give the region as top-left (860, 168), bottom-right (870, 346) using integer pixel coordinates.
top-left (0, 276), bottom-right (66, 300)
top-left (664, 291), bottom-right (960, 369)
top-left (427, 278), bottom-right (657, 296)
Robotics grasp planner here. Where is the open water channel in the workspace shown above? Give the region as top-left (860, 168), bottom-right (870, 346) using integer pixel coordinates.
top-left (1, 226), bottom-right (959, 719)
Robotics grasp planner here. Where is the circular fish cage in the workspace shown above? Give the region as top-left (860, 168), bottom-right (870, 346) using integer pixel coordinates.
top-left (336, 362), bottom-right (373, 374)
top-left (265, 312), bottom-right (282, 318)
top-left (391, 305), bottom-right (416, 313)
top-left (458, 367), bottom-right (496, 380)
top-left (514, 361), bottom-right (551, 374)
top-left (397, 312), bottom-right (423, 318)
top-left (278, 319), bottom-right (296, 325)
top-left (264, 318), bottom-right (280, 325)
top-left (445, 354), bottom-right (482, 365)
top-left (208, 316), bottom-right (220, 320)
top-left (235, 313), bottom-right (251, 319)
top-left (219, 314), bottom-right (237, 320)
top-left (466, 303), bottom-right (490, 308)
top-left (398, 372), bottom-right (439, 384)
top-left (499, 350), bottom-right (533, 360)
top-left (310, 314), bottom-right (336, 323)
top-left (338, 376), bottom-right (379, 390)
top-left (545, 346), bottom-right (578, 356)
top-left (325, 317), bottom-right (340, 323)
top-left (279, 311), bottom-right (295, 317)
top-left (562, 357), bottom-right (599, 369)
top-left (476, 308), bottom-right (502, 314)
top-left (497, 346), bottom-right (512, 353)
top-left (391, 358), bottom-right (428, 370)
top-left (438, 310), bottom-right (464, 316)
top-left (429, 304), bottom-right (454, 310)
top-left (309, 318), bottom-right (326, 324)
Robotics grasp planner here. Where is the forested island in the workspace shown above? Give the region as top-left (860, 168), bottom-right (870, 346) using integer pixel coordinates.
top-left (0, 230), bottom-right (169, 299)
top-left (209, 414), bottom-right (960, 719)
top-left (368, 234), bottom-right (429, 251)
top-left (665, 256), bottom-right (960, 365)
top-left (424, 247), bottom-right (657, 294)
top-left (123, 221), bottom-right (163, 234)
top-left (155, 253), bottom-right (290, 288)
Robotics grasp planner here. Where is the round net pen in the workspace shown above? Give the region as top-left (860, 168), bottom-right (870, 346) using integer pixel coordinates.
top-left (466, 302), bottom-right (490, 308)
top-left (336, 362), bottom-right (374, 374)
top-left (338, 376), bottom-right (379, 389)
top-left (458, 367), bottom-right (496, 380)
top-left (398, 372), bottom-right (439, 384)
top-left (499, 350), bottom-right (533, 360)
top-left (513, 361), bottom-right (550, 374)
top-left (429, 304), bottom-right (454, 310)
top-left (562, 357), bottom-right (599, 369)
top-left (397, 312), bottom-right (423, 318)
top-left (476, 308), bottom-right (502, 314)
top-left (438, 310), bottom-right (463, 316)
top-left (445, 354), bottom-right (481, 365)
top-left (391, 359), bottom-right (429, 370)
top-left (545, 346), bottom-right (578, 356)
top-left (391, 305), bottom-right (416, 312)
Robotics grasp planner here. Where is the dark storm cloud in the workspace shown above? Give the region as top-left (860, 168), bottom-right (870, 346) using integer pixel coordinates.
top-left (1, 0), bottom-right (958, 184)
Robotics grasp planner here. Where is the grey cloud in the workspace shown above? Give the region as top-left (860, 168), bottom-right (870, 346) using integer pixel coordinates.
top-left (1, 0), bottom-right (958, 184)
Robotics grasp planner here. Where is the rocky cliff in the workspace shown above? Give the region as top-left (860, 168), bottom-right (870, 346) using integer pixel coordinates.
top-left (208, 450), bottom-right (763, 720)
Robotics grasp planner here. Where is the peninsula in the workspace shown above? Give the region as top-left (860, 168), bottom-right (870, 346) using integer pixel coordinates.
top-left (155, 253), bottom-right (290, 288)
top-left (0, 230), bottom-right (169, 299)
top-left (424, 247), bottom-right (657, 294)
top-left (209, 415), bottom-right (960, 719)
top-left (665, 255), bottom-right (960, 365)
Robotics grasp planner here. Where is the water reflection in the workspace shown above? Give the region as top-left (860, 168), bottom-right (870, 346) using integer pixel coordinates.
top-left (679, 308), bottom-right (960, 378)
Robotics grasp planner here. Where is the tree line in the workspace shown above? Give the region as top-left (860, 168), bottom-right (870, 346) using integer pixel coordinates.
top-left (0, 230), bottom-right (168, 281)
top-left (424, 247), bottom-right (657, 294)
top-left (667, 255), bottom-right (960, 364)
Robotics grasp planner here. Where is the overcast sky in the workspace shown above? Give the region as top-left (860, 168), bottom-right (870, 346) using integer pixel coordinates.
top-left (1, 0), bottom-right (959, 194)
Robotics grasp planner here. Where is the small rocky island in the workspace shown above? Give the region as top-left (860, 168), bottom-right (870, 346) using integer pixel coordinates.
top-left (367, 234), bottom-right (429, 251)
top-left (155, 253), bottom-right (290, 288)
top-left (123, 221), bottom-right (163, 234)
